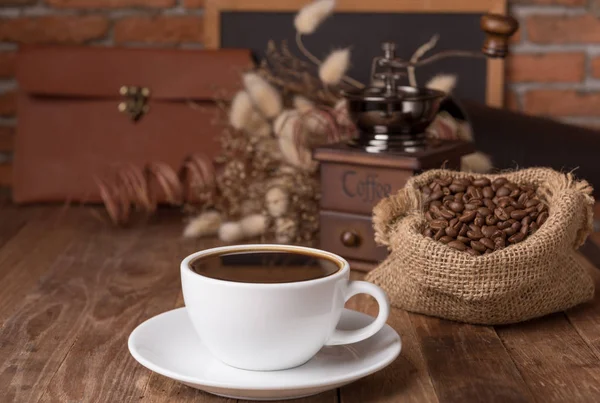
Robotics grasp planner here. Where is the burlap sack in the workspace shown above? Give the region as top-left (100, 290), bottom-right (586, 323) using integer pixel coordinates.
top-left (366, 168), bottom-right (595, 325)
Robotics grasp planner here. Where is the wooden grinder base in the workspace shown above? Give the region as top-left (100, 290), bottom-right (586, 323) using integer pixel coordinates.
top-left (314, 140), bottom-right (475, 271)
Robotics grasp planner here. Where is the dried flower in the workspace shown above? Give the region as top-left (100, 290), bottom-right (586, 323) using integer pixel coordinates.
top-left (294, 0), bottom-right (335, 35)
top-left (461, 152), bottom-right (493, 173)
top-left (243, 72), bottom-right (283, 119)
top-left (319, 48), bottom-right (350, 85)
top-left (183, 210), bottom-right (222, 238)
top-left (229, 91), bottom-right (253, 129)
top-left (426, 74), bottom-right (457, 94)
top-left (266, 187), bottom-right (289, 218)
top-left (273, 110), bottom-right (299, 138)
top-left (219, 221), bottom-right (244, 243)
top-left (240, 213), bottom-right (267, 238)
top-left (293, 95), bottom-right (314, 113)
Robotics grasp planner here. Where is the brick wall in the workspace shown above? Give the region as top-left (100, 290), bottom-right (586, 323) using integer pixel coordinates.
top-left (0, 0), bottom-right (598, 185)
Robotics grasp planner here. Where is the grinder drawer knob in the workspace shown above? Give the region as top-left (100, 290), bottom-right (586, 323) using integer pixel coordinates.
top-left (341, 231), bottom-right (361, 248)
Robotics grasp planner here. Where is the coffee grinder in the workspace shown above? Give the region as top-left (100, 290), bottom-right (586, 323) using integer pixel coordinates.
top-left (314, 13), bottom-right (519, 271)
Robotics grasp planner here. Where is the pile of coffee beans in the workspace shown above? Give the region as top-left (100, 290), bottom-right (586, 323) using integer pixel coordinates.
top-left (421, 176), bottom-right (549, 256)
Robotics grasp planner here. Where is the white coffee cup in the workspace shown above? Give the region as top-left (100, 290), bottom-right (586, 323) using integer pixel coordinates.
top-left (181, 244), bottom-right (390, 371)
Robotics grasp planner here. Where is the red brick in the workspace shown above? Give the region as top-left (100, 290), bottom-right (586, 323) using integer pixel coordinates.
top-left (505, 90), bottom-right (520, 112)
top-left (509, 0), bottom-right (585, 4)
top-left (0, 16), bottom-right (109, 44)
top-left (0, 0), bottom-right (36, 5)
top-left (527, 15), bottom-right (600, 44)
top-left (0, 126), bottom-right (14, 152)
top-left (510, 27), bottom-right (522, 45)
top-left (0, 90), bottom-right (16, 117)
top-left (591, 56), bottom-right (600, 78)
top-left (183, 0), bottom-right (204, 7)
top-left (45, 0), bottom-right (175, 7)
top-left (507, 53), bottom-right (585, 82)
top-left (114, 16), bottom-right (203, 44)
top-left (0, 52), bottom-right (15, 78)
top-left (524, 90), bottom-right (600, 116)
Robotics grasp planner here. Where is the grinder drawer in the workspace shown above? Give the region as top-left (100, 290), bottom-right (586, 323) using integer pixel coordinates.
top-left (319, 210), bottom-right (388, 263)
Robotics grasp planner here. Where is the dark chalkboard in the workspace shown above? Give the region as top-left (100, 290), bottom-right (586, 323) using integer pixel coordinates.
top-left (220, 12), bottom-right (488, 103)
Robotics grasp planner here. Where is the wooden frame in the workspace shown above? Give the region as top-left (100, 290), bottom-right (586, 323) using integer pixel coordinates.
top-left (204, 0), bottom-right (507, 107)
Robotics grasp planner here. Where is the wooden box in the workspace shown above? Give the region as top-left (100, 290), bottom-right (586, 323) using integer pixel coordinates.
top-left (314, 141), bottom-right (474, 271)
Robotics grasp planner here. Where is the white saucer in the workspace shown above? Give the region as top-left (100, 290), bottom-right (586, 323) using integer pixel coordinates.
top-left (128, 307), bottom-right (401, 401)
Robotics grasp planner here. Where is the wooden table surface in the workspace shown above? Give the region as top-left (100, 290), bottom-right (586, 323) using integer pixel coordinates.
top-left (2, 204), bottom-right (600, 403)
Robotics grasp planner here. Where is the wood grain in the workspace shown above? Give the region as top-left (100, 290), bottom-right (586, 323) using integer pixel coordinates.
top-left (0, 208), bottom-right (95, 323)
top-left (496, 311), bottom-right (600, 402)
top-left (0, 210), bottom-right (140, 402)
top-left (36, 216), bottom-right (212, 403)
top-left (565, 255), bottom-right (600, 360)
top-left (410, 314), bottom-right (533, 402)
top-left (340, 272), bottom-right (438, 403)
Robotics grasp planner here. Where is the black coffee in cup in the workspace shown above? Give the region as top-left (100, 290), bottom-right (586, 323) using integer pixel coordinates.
top-left (190, 250), bottom-right (340, 284)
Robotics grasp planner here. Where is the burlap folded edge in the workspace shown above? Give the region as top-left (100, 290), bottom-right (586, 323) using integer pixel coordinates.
top-left (366, 167), bottom-right (596, 325)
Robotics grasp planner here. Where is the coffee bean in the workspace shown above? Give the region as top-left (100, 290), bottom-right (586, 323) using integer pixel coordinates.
top-left (466, 248), bottom-right (481, 256)
top-left (445, 227), bottom-right (459, 238)
top-left (485, 215), bottom-right (499, 226)
top-left (448, 240), bottom-right (467, 251)
top-left (422, 175), bottom-right (545, 255)
top-left (429, 190), bottom-right (444, 201)
top-left (473, 178), bottom-right (491, 187)
top-left (483, 198), bottom-right (496, 210)
top-left (467, 230), bottom-right (484, 240)
top-left (474, 216), bottom-right (485, 227)
top-left (497, 220), bottom-right (511, 230)
top-left (518, 193), bottom-right (528, 205)
top-left (470, 240), bottom-right (487, 252)
top-left (537, 211), bottom-right (549, 226)
top-left (510, 210), bottom-right (528, 220)
top-left (496, 187), bottom-right (511, 197)
top-left (525, 206), bottom-right (537, 214)
top-left (439, 208), bottom-right (455, 219)
top-left (482, 226), bottom-right (497, 238)
top-left (494, 207), bottom-right (510, 221)
top-left (480, 237), bottom-right (495, 250)
top-left (492, 177), bottom-right (508, 191)
top-left (449, 184), bottom-right (466, 193)
top-left (459, 210), bottom-right (477, 223)
top-left (464, 203), bottom-right (478, 211)
top-left (430, 219), bottom-right (448, 230)
top-left (509, 232), bottom-right (525, 243)
top-left (439, 236), bottom-right (453, 244)
top-left (478, 207), bottom-right (492, 217)
top-left (482, 186), bottom-right (494, 199)
top-left (449, 201), bottom-right (465, 213)
top-left (443, 195), bottom-right (454, 203)
top-left (457, 235), bottom-right (471, 243)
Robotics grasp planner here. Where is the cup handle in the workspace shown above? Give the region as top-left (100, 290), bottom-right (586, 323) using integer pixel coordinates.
top-left (324, 280), bottom-right (390, 346)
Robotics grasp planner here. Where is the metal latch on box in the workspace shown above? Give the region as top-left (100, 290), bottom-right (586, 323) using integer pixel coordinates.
top-left (118, 86), bottom-right (150, 122)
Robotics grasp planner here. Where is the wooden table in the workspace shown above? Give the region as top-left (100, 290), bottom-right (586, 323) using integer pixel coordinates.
top-left (2, 205), bottom-right (600, 403)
